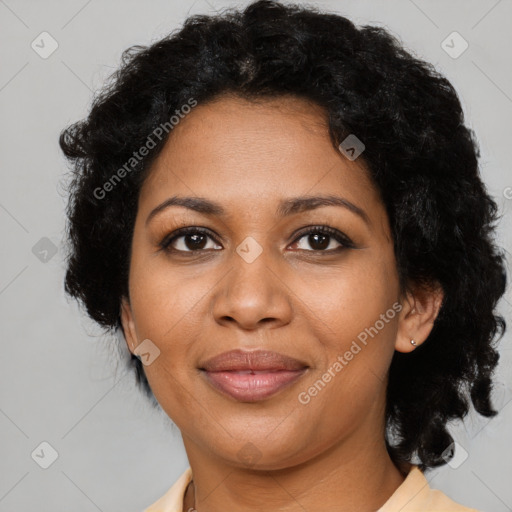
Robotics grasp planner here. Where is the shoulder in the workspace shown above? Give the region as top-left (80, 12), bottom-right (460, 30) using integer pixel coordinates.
top-left (142, 467), bottom-right (192, 512)
top-left (424, 487), bottom-right (479, 511)
top-left (378, 465), bottom-right (479, 512)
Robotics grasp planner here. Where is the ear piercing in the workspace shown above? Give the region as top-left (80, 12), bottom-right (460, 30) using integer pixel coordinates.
top-left (410, 339), bottom-right (417, 346)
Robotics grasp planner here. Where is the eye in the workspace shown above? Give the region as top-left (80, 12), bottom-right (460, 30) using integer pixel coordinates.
top-left (160, 227), bottom-right (222, 253)
top-left (288, 225), bottom-right (353, 252)
top-left (159, 225), bottom-right (354, 255)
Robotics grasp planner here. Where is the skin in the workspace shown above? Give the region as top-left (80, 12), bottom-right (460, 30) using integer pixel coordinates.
top-left (121, 93), bottom-right (443, 512)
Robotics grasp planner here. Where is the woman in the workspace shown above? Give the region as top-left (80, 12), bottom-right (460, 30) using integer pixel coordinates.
top-left (59, 1), bottom-right (507, 510)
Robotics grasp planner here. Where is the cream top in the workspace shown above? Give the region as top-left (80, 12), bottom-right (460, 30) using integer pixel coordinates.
top-left (142, 465), bottom-right (478, 512)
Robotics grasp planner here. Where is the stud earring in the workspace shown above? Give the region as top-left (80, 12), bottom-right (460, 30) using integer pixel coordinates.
top-left (410, 339), bottom-right (417, 346)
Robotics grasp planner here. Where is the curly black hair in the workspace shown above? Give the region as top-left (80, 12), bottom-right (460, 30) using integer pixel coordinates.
top-left (59, 0), bottom-right (507, 471)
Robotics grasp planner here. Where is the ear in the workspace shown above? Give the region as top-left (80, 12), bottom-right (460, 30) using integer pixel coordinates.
top-left (120, 296), bottom-right (138, 355)
top-left (395, 282), bottom-right (444, 353)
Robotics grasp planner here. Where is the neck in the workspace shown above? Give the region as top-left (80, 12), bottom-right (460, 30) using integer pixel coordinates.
top-left (182, 433), bottom-right (407, 512)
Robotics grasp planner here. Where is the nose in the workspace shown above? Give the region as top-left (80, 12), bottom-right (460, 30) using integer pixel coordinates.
top-left (211, 245), bottom-right (293, 331)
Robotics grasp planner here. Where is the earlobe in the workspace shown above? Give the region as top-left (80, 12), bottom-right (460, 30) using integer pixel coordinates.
top-left (394, 284), bottom-right (444, 353)
top-left (120, 297), bottom-right (137, 354)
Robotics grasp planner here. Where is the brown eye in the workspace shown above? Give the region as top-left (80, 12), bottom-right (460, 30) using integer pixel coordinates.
top-left (160, 228), bottom-right (222, 253)
top-left (289, 226), bottom-right (353, 252)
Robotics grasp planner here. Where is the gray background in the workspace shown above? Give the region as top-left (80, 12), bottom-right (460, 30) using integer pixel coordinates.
top-left (0, 0), bottom-right (511, 510)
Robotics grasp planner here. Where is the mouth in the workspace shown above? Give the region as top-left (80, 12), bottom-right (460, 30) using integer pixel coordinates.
top-left (199, 349), bottom-right (309, 402)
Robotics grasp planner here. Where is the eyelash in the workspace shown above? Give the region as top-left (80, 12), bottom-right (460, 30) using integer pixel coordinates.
top-left (159, 225), bottom-right (354, 255)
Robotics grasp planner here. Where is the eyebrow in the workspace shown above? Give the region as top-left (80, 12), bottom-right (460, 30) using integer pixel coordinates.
top-left (145, 194), bottom-right (370, 226)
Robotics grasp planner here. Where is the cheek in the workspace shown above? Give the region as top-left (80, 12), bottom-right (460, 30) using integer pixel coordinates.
top-left (128, 249), bottom-right (207, 343)
top-left (292, 265), bottom-right (399, 449)
top-left (291, 249), bottom-right (400, 419)
top-left (127, 261), bottom-right (203, 421)
top-left (294, 252), bottom-right (399, 348)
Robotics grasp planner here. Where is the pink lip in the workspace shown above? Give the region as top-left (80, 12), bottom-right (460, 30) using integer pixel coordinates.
top-left (202, 369), bottom-right (308, 402)
top-left (199, 349), bottom-right (309, 402)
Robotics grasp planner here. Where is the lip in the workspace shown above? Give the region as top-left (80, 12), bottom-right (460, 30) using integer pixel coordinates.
top-left (199, 349), bottom-right (309, 402)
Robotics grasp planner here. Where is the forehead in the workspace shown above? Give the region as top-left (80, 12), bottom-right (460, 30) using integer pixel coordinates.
top-left (138, 94), bottom-right (380, 218)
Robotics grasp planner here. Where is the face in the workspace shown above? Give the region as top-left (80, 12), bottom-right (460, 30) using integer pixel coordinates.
top-left (121, 94), bottom-right (419, 470)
